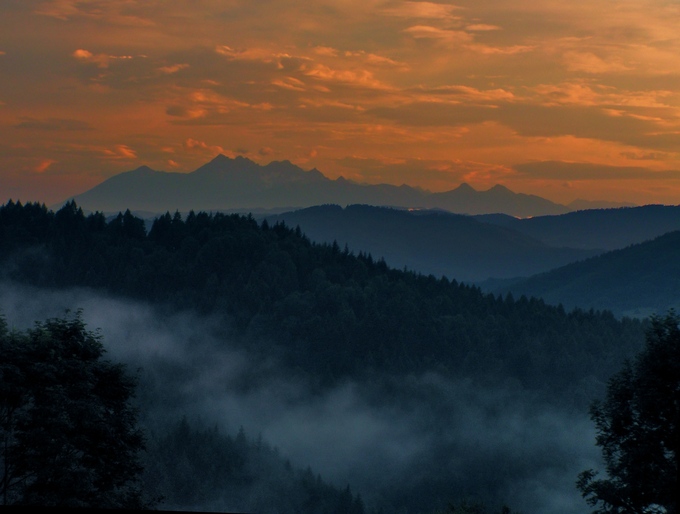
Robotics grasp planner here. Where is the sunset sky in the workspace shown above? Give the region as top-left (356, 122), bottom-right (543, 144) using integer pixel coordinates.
top-left (2, 0), bottom-right (680, 206)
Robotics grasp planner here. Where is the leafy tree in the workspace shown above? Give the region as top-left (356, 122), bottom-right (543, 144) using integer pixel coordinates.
top-left (577, 312), bottom-right (679, 513)
top-left (0, 312), bottom-right (152, 508)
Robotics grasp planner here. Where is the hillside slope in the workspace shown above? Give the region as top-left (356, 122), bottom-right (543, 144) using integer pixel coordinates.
top-left (498, 230), bottom-right (680, 317)
top-left (267, 205), bottom-right (596, 282)
top-left (475, 204), bottom-right (680, 251)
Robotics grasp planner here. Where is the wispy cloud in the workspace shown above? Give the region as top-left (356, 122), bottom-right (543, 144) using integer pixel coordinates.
top-left (403, 25), bottom-right (473, 45)
top-left (35, 0), bottom-right (154, 26)
top-left (35, 159), bottom-right (57, 173)
top-left (157, 63), bottom-right (190, 74)
top-left (183, 138), bottom-right (227, 155)
top-left (381, 1), bottom-right (463, 21)
top-left (563, 51), bottom-right (632, 74)
top-left (14, 118), bottom-right (94, 131)
top-left (514, 161), bottom-right (680, 180)
top-left (72, 48), bottom-right (134, 68)
top-left (2, 0), bottom-right (680, 204)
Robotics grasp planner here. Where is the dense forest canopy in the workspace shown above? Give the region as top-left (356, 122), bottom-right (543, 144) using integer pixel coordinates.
top-left (0, 200), bottom-right (652, 513)
top-left (0, 200), bottom-right (645, 405)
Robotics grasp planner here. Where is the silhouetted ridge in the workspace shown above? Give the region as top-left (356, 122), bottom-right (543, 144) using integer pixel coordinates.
top-left (192, 154), bottom-right (259, 175)
top-left (131, 165), bottom-right (156, 174)
top-left (59, 156), bottom-right (572, 216)
top-left (0, 199), bottom-right (644, 405)
top-left (498, 229), bottom-right (680, 317)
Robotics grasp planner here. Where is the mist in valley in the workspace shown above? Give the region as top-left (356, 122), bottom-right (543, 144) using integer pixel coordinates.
top-left (0, 282), bottom-right (602, 513)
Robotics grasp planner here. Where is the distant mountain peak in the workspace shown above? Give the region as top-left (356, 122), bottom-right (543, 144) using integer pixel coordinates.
top-left (455, 183), bottom-right (476, 192)
top-left (131, 165), bottom-right (156, 174)
top-left (488, 184), bottom-right (511, 193)
top-left (210, 153), bottom-right (230, 164)
top-left (62, 156), bottom-right (575, 217)
top-left (193, 154), bottom-right (258, 175)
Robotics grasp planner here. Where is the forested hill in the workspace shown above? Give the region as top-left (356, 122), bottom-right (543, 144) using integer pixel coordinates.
top-left (475, 204), bottom-right (680, 251)
top-left (0, 200), bottom-right (644, 404)
top-left (0, 199), bottom-right (650, 513)
top-left (496, 230), bottom-right (680, 318)
top-left (265, 204), bottom-right (596, 282)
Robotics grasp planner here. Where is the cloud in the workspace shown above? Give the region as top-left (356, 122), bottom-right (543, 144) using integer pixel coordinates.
top-left (271, 76), bottom-right (307, 91)
top-left (13, 118), bottom-right (94, 131)
top-left (72, 48), bottom-right (134, 68)
top-left (366, 101), bottom-right (495, 127)
top-left (313, 46), bottom-right (339, 57)
top-left (466, 24), bottom-right (501, 31)
top-left (334, 155), bottom-right (509, 189)
top-left (415, 85), bottom-right (516, 104)
top-left (165, 89), bottom-right (252, 121)
top-left (299, 97), bottom-right (365, 111)
top-left (381, 2), bottom-right (462, 21)
top-left (303, 64), bottom-right (393, 90)
top-left (103, 144), bottom-right (137, 159)
top-left (52, 142), bottom-right (140, 162)
top-left (35, 0), bottom-right (154, 26)
top-left (343, 50), bottom-right (408, 69)
top-left (563, 51), bottom-right (632, 74)
top-left (3, 0), bottom-right (680, 205)
top-left (494, 103), bottom-right (680, 150)
top-left (182, 138), bottom-right (229, 157)
top-left (403, 25), bottom-right (473, 45)
top-left (513, 161), bottom-right (680, 181)
top-left (468, 43), bottom-right (535, 55)
top-left (157, 63), bottom-right (190, 74)
top-left (35, 159), bottom-right (57, 173)
top-left (215, 45), bottom-right (311, 71)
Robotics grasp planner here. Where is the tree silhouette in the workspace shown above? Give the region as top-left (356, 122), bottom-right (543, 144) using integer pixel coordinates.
top-left (0, 312), bottom-right (152, 508)
top-left (577, 311), bottom-right (679, 513)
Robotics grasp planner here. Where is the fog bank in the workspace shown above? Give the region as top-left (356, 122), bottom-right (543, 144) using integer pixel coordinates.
top-left (0, 282), bottom-right (600, 513)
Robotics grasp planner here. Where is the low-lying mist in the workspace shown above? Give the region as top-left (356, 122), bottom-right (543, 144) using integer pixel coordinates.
top-left (0, 282), bottom-right (600, 513)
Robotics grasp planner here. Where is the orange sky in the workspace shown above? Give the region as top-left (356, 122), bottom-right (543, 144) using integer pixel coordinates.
top-left (2, 0), bottom-right (680, 206)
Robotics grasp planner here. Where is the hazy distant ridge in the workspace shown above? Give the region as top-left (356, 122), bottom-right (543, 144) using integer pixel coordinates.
top-left (498, 230), bottom-right (680, 317)
top-left (64, 155), bottom-right (572, 217)
top-left (267, 205), bottom-right (597, 282)
top-left (475, 204), bottom-right (680, 251)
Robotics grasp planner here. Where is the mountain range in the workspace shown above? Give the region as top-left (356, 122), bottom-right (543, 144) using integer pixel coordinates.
top-left (474, 204), bottom-right (680, 251)
top-left (266, 203), bottom-right (680, 286)
top-left (266, 205), bottom-right (597, 283)
top-left (63, 154), bottom-right (600, 217)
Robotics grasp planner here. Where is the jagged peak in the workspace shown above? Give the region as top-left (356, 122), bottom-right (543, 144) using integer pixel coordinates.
top-left (131, 165), bottom-right (155, 173)
top-left (209, 153), bottom-right (232, 164)
top-left (455, 182), bottom-right (476, 192)
top-left (487, 184), bottom-right (512, 193)
top-left (263, 159), bottom-right (302, 172)
top-left (193, 154), bottom-right (257, 174)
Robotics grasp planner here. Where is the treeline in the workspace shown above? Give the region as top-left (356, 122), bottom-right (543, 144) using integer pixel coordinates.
top-left (0, 200), bottom-right (644, 404)
top-left (497, 229), bottom-right (680, 318)
top-left (0, 310), bottom-right (366, 512)
top-left (144, 417), bottom-right (366, 513)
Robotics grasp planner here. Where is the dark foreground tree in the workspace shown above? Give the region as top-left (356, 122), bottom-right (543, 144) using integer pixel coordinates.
top-left (577, 311), bottom-right (679, 514)
top-left (0, 312), bottom-right (152, 508)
